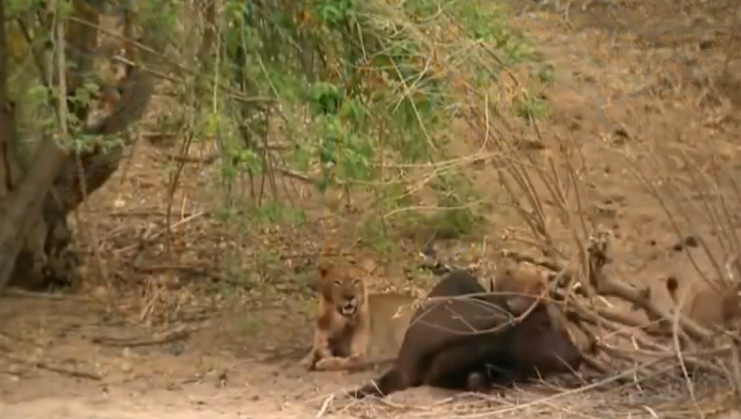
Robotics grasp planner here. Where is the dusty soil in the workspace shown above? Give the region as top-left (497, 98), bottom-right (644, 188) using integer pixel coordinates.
top-left (3, 1), bottom-right (741, 418)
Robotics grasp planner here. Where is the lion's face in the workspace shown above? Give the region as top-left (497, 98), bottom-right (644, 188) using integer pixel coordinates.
top-left (494, 267), bottom-right (546, 314)
top-left (318, 260), bottom-right (370, 317)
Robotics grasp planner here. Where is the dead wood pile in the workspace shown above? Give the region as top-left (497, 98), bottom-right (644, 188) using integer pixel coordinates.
top-left (504, 230), bottom-right (741, 399)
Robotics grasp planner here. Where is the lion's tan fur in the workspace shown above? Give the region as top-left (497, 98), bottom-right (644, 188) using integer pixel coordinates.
top-left (493, 266), bottom-right (586, 349)
top-left (494, 266), bottom-right (546, 294)
top-left (492, 266), bottom-right (549, 313)
top-left (365, 293), bottom-right (417, 361)
top-left (666, 276), bottom-right (741, 329)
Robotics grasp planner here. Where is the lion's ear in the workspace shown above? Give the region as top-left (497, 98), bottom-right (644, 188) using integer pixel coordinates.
top-left (666, 275), bottom-right (679, 294)
top-left (356, 258), bottom-right (377, 274)
top-left (317, 258), bottom-right (333, 279)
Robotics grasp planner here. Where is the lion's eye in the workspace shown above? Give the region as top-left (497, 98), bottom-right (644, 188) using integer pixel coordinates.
top-left (334, 280), bottom-right (342, 286)
top-left (353, 279), bottom-right (360, 285)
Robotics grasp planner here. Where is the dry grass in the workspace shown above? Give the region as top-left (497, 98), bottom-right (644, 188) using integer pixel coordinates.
top-left (319, 378), bottom-right (734, 418)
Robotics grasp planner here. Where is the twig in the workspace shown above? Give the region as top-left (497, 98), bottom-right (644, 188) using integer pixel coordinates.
top-left (500, 249), bottom-right (566, 273)
top-left (114, 210), bottom-right (208, 255)
top-left (1, 288), bottom-right (94, 302)
top-left (132, 262), bottom-right (223, 283)
top-left (470, 358), bottom-right (667, 418)
top-left (91, 324), bottom-right (197, 347)
top-left (161, 152), bottom-right (219, 164)
top-left (0, 352), bottom-right (101, 381)
top-left (730, 342), bottom-right (741, 402)
top-left (315, 394), bottom-right (334, 418)
top-left (671, 278), bottom-right (700, 413)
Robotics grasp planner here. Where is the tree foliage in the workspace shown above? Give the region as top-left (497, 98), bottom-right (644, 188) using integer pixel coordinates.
top-left (0, 0), bottom-right (537, 290)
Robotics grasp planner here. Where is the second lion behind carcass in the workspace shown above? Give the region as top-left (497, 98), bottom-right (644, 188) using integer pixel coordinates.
top-left (665, 275), bottom-right (741, 329)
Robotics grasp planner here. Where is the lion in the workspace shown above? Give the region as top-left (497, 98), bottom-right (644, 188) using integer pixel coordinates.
top-left (301, 257), bottom-right (418, 371)
top-left (492, 265), bottom-right (547, 298)
top-left (665, 276), bottom-right (741, 329)
top-left (489, 266), bottom-right (583, 379)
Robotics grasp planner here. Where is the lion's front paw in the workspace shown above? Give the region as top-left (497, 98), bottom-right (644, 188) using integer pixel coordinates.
top-left (314, 356), bottom-right (349, 371)
top-left (300, 351), bottom-right (317, 370)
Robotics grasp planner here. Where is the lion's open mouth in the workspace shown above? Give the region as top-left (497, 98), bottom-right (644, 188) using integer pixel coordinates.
top-left (340, 300), bottom-right (357, 316)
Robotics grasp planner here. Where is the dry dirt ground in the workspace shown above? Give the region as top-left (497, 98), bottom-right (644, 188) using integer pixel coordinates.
top-left (2, 1), bottom-right (741, 418)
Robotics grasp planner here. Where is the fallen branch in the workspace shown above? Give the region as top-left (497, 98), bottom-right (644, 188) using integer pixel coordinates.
top-left (500, 229), bottom-right (741, 387)
top-left (0, 288), bottom-right (94, 302)
top-left (91, 324), bottom-right (196, 347)
top-left (0, 350), bottom-right (102, 381)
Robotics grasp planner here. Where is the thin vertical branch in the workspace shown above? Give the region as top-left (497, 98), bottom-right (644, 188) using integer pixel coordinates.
top-left (0, 0), bottom-right (7, 99)
top-left (52, 0), bottom-right (69, 135)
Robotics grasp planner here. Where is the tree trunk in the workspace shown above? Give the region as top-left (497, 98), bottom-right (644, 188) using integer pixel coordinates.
top-left (0, 0), bottom-right (156, 291)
